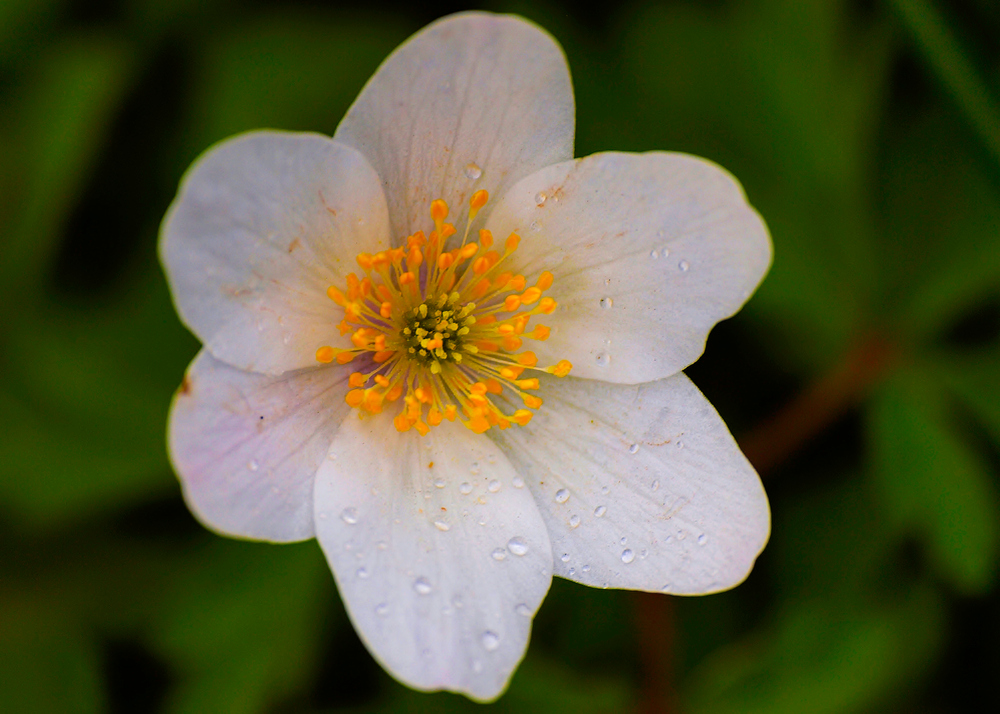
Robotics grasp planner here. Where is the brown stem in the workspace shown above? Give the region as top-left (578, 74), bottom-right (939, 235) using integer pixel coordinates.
top-left (633, 591), bottom-right (676, 714)
top-left (738, 333), bottom-right (900, 476)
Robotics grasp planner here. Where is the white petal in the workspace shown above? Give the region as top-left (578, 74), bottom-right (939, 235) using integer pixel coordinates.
top-left (160, 131), bottom-right (391, 374)
top-left (492, 373), bottom-right (769, 594)
top-left (334, 12), bottom-right (574, 240)
top-left (168, 349), bottom-right (353, 542)
top-left (314, 414), bottom-right (552, 701)
top-left (487, 152), bottom-right (771, 383)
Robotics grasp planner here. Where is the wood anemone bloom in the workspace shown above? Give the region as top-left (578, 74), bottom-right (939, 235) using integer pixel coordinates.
top-left (161, 11), bottom-right (772, 701)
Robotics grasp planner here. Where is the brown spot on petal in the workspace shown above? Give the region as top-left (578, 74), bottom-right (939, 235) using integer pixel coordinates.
top-left (288, 238), bottom-right (301, 253)
top-left (178, 376), bottom-right (192, 396)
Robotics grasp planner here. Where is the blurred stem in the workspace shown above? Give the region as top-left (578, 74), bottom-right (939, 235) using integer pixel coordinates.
top-left (740, 333), bottom-right (899, 475)
top-left (889, 0), bottom-right (1000, 167)
top-left (633, 592), bottom-right (676, 714)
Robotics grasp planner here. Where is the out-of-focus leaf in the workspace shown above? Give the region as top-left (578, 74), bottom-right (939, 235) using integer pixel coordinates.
top-left (0, 0), bottom-right (64, 65)
top-left (0, 35), bottom-right (133, 307)
top-left (876, 101), bottom-right (1000, 341)
top-left (620, 0), bottom-right (892, 373)
top-left (153, 540), bottom-right (331, 714)
top-left (684, 584), bottom-right (945, 714)
top-left (0, 265), bottom-right (197, 527)
top-left (169, 11), bottom-right (408, 181)
top-left (936, 349), bottom-right (1000, 448)
top-left (868, 365), bottom-right (999, 594)
top-left (0, 594), bottom-right (104, 713)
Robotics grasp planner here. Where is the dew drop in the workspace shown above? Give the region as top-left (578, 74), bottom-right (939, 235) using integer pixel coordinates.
top-left (594, 505), bottom-right (607, 517)
top-left (413, 577), bottom-right (433, 595)
top-left (247, 459), bottom-right (259, 471)
top-left (488, 479), bottom-right (501, 493)
top-left (621, 549), bottom-right (635, 564)
top-left (356, 567), bottom-right (369, 579)
top-left (599, 297), bottom-right (613, 309)
top-left (568, 514), bottom-right (581, 528)
top-left (469, 462), bottom-right (480, 476)
top-left (433, 477), bottom-right (446, 489)
top-left (640, 549), bottom-right (648, 558)
top-left (678, 260), bottom-right (690, 272)
top-left (582, 564), bottom-right (591, 572)
top-left (507, 537), bottom-right (529, 556)
top-left (529, 220), bottom-right (541, 232)
top-left (515, 603), bottom-right (532, 617)
top-left (433, 519), bottom-right (450, 532)
top-left (568, 567), bottom-right (576, 576)
top-left (375, 602), bottom-right (389, 617)
top-left (651, 479), bottom-right (660, 491)
top-left (601, 485), bottom-right (610, 495)
top-left (491, 548), bottom-right (507, 561)
top-left (620, 536), bottom-right (628, 546)
top-left (481, 631), bottom-right (500, 651)
top-left (376, 540), bottom-right (388, 550)
top-left (560, 553), bottom-right (570, 563)
top-left (554, 488), bottom-right (570, 504)
top-left (677, 530), bottom-right (686, 541)
top-left (472, 659), bottom-right (483, 673)
top-left (628, 443), bottom-right (639, 454)
top-left (512, 475), bottom-right (524, 488)
top-left (698, 533), bottom-right (708, 546)
top-left (534, 191), bottom-right (547, 206)
top-left (340, 507), bottom-right (359, 525)
top-left (595, 352), bottom-right (611, 367)
top-left (459, 482), bottom-right (473, 495)
top-left (676, 440), bottom-right (684, 449)
top-left (464, 162), bottom-right (482, 180)
top-left (661, 247), bottom-right (670, 258)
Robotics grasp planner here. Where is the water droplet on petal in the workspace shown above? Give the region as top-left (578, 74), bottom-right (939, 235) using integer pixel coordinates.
top-left (568, 567), bottom-right (576, 576)
top-left (620, 536), bottom-right (627, 546)
top-left (433, 518), bottom-right (450, 532)
top-left (594, 505), bottom-right (607, 517)
top-left (507, 537), bottom-right (529, 556)
top-left (676, 440), bottom-right (684, 449)
top-left (560, 553), bottom-right (570, 563)
top-left (472, 659), bottom-right (483, 673)
top-left (464, 162), bottom-right (482, 180)
top-left (621, 549), bottom-right (635, 564)
top-left (628, 443), bottom-right (639, 454)
top-left (661, 247), bottom-right (670, 258)
top-left (469, 462), bottom-right (480, 476)
top-left (376, 540), bottom-right (387, 550)
top-left (698, 533), bottom-right (708, 545)
top-left (247, 459), bottom-right (259, 471)
top-left (601, 485), bottom-right (610, 495)
top-left (491, 548), bottom-right (507, 561)
top-left (569, 514), bottom-right (581, 528)
top-left (375, 602), bottom-right (389, 617)
top-left (515, 603), bottom-right (532, 617)
top-left (678, 260), bottom-right (690, 272)
top-left (488, 479), bottom-right (501, 493)
top-left (599, 297), bottom-right (613, 309)
top-left (413, 577), bottom-right (433, 595)
top-left (512, 475), bottom-right (524, 488)
top-left (356, 567), bottom-right (369, 579)
top-left (433, 477), bottom-right (446, 488)
top-left (529, 220), bottom-right (541, 232)
top-left (534, 191), bottom-right (547, 206)
top-left (481, 631), bottom-right (500, 651)
top-left (650, 249), bottom-right (659, 259)
top-left (582, 564), bottom-right (590, 572)
top-left (459, 482), bottom-right (473, 495)
top-left (340, 507), bottom-right (358, 525)
top-left (595, 352), bottom-right (610, 367)
top-left (554, 488), bottom-right (569, 504)
top-left (651, 479), bottom-right (660, 491)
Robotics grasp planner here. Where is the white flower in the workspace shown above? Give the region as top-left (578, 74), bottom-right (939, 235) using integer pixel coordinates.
top-left (160, 11), bottom-right (771, 702)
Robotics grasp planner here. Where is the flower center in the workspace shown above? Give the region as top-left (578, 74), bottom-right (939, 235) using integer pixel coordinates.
top-left (316, 191), bottom-right (572, 435)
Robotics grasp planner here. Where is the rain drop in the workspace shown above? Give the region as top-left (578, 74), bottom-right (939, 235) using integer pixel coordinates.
top-left (621, 549), bottom-right (635, 564)
top-left (340, 507), bottom-right (359, 525)
top-left (491, 548), bottom-right (507, 561)
top-left (464, 162), bottom-right (482, 179)
top-left (529, 220), bottom-right (541, 232)
top-left (599, 297), bottom-right (613, 309)
top-left (507, 537), bottom-right (529, 556)
top-left (601, 485), bottom-right (610, 495)
top-left (470, 462), bottom-right (480, 476)
top-left (568, 514), bottom-right (581, 528)
top-left (651, 479), bottom-right (660, 491)
top-left (413, 577), bottom-right (433, 595)
top-left (595, 352), bottom-right (610, 367)
top-left (481, 631), bottom-right (500, 651)
top-left (676, 441), bottom-right (684, 449)
top-left (554, 488), bottom-right (570, 504)
top-left (459, 482), bottom-right (473, 495)
top-left (698, 534), bottom-right (708, 546)
top-left (560, 553), bottom-right (570, 563)
top-left (568, 567), bottom-right (576, 576)
top-left (433, 477), bottom-right (446, 489)
top-left (356, 567), bottom-right (369, 579)
top-left (534, 191), bottom-right (547, 206)
top-left (620, 536), bottom-right (628, 546)
top-left (247, 459), bottom-right (259, 471)
top-left (628, 443), bottom-right (639, 454)
top-left (375, 602), bottom-right (389, 617)
top-left (594, 505), bottom-right (607, 518)
top-left (515, 603), bottom-right (532, 617)
top-left (512, 475), bottom-right (524, 488)
top-left (433, 519), bottom-right (450, 532)
top-left (650, 249), bottom-right (659, 259)
top-left (678, 259), bottom-right (690, 272)
top-left (488, 479), bottom-right (501, 493)
top-left (661, 247), bottom-right (670, 258)
top-left (582, 564), bottom-right (590, 573)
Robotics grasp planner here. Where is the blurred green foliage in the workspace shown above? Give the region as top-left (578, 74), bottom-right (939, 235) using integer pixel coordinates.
top-left (1, 0), bottom-right (998, 712)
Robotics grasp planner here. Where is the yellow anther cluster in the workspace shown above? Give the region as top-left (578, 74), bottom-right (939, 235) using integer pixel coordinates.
top-left (316, 191), bottom-right (572, 434)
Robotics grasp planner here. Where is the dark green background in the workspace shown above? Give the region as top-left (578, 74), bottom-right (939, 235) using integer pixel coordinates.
top-left (1, 0), bottom-right (998, 711)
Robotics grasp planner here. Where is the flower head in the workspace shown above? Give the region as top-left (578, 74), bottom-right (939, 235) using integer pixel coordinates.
top-left (161, 11), bottom-right (771, 701)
